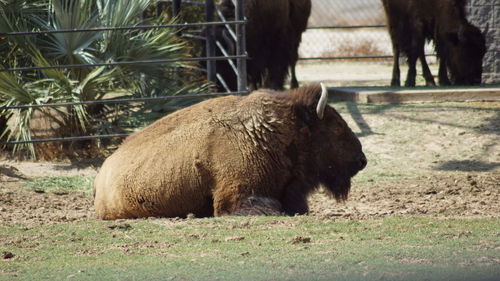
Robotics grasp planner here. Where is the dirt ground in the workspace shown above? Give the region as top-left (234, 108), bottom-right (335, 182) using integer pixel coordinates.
top-left (1, 169), bottom-right (498, 226)
top-left (0, 100), bottom-right (499, 226)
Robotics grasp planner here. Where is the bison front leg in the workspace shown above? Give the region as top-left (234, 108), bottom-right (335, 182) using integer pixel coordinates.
top-left (281, 182), bottom-right (309, 216)
top-left (229, 196), bottom-right (283, 216)
top-left (211, 183), bottom-right (249, 216)
top-left (212, 183), bottom-right (285, 216)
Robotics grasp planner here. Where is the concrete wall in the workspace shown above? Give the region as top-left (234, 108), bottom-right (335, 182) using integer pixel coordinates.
top-left (466, 0), bottom-right (499, 84)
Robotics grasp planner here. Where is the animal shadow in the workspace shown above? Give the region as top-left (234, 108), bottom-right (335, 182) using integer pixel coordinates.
top-left (436, 160), bottom-right (500, 172)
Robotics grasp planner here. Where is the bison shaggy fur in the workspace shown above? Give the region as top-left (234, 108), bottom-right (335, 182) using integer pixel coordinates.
top-left (93, 84), bottom-right (366, 219)
top-left (382, 0), bottom-right (486, 87)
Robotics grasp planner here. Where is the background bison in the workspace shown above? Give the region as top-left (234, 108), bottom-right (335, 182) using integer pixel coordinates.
top-left (209, 0), bottom-right (311, 91)
top-left (93, 84), bottom-right (366, 219)
top-left (382, 0), bottom-right (486, 87)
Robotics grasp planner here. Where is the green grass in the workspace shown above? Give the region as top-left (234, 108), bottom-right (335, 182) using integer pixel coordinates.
top-left (1, 216), bottom-right (499, 281)
top-left (23, 176), bottom-right (94, 194)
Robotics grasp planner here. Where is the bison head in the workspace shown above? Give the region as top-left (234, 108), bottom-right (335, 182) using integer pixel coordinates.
top-left (446, 24), bottom-right (486, 85)
top-left (291, 84), bottom-right (367, 201)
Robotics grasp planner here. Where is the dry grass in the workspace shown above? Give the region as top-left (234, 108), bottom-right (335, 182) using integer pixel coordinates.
top-left (321, 38), bottom-right (386, 58)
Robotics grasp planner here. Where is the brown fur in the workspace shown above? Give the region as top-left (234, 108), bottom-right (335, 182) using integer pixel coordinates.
top-left (93, 84), bottom-right (366, 219)
top-left (382, 0), bottom-right (486, 86)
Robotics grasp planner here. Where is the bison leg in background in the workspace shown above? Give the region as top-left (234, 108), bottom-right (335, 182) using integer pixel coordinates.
top-left (264, 50), bottom-right (290, 90)
top-left (404, 52), bottom-right (418, 87)
top-left (419, 53), bottom-right (436, 86)
top-left (404, 32), bottom-right (427, 87)
top-left (390, 45), bottom-right (401, 87)
top-left (229, 196), bottom-right (283, 216)
top-left (266, 65), bottom-right (289, 90)
top-left (437, 53), bottom-right (451, 86)
top-left (289, 44), bottom-right (300, 89)
top-left (290, 61), bottom-right (299, 89)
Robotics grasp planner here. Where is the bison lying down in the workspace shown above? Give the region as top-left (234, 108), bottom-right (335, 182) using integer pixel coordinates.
top-left (93, 84), bottom-right (367, 219)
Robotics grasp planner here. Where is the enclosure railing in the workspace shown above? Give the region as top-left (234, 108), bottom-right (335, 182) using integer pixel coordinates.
top-left (0, 0), bottom-right (248, 147)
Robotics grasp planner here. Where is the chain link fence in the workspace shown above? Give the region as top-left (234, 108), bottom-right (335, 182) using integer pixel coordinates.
top-left (299, 0), bottom-right (436, 61)
top-left (298, 0), bottom-right (497, 84)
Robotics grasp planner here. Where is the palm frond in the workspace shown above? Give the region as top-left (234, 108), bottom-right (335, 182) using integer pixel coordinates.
top-left (0, 70), bottom-right (37, 156)
top-left (33, 0), bottom-right (101, 68)
top-left (1, 0), bottom-right (209, 159)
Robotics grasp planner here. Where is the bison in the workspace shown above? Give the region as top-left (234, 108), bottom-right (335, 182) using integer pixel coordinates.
top-left (209, 0), bottom-right (311, 91)
top-left (93, 84), bottom-right (367, 219)
top-left (382, 0), bottom-right (486, 87)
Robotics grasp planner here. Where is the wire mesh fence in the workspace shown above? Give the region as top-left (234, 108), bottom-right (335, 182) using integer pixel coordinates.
top-left (299, 0), bottom-right (436, 61)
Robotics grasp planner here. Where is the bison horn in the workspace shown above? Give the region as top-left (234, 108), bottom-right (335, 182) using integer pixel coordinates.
top-left (316, 83), bottom-right (328, 119)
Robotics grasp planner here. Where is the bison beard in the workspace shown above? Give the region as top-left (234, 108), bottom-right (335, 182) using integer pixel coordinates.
top-left (93, 84), bottom-right (366, 219)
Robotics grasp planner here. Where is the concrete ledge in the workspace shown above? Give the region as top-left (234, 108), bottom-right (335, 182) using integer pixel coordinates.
top-left (329, 87), bottom-right (500, 104)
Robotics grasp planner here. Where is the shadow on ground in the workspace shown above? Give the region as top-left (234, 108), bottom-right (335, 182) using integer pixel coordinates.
top-left (436, 160), bottom-right (500, 172)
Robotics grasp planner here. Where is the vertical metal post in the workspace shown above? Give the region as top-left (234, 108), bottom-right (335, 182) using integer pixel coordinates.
top-left (172, 0), bottom-right (181, 17)
top-left (156, 2), bottom-right (165, 17)
top-left (172, 0), bottom-right (182, 36)
top-left (205, 0), bottom-right (216, 84)
top-left (235, 0), bottom-right (247, 92)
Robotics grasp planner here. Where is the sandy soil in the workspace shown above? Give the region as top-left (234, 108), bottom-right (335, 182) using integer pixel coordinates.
top-left (309, 173), bottom-right (499, 218)
top-left (0, 101), bottom-right (499, 226)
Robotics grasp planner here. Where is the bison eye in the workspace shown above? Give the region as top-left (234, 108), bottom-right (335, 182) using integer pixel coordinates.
top-left (332, 127), bottom-right (343, 136)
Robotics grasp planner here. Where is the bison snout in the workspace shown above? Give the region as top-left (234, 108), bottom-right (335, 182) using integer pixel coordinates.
top-left (355, 153), bottom-right (368, 172)
top-left (347, 153), bottom-right (367, 176)
top-left (357, 153), bottom-right (367, 171)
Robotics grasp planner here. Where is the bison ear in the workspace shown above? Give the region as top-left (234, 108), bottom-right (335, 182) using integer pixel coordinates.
top-left (293, 83), bottom-right (329, 125)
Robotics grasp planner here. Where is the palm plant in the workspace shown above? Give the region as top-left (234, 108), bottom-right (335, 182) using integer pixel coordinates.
top-left (0, 0), bottom-right (207, 159)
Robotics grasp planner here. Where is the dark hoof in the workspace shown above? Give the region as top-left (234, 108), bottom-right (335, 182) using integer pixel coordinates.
top-left (404, 81), bottom-right (416, 87)
top-left (390, 80), bottom-right (401, 87)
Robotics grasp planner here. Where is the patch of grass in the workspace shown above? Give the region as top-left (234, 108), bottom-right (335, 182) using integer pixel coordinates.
top-left (1, 216), bottom-right (498, 281)
top-left (24, 176), bottom-right (93, 194)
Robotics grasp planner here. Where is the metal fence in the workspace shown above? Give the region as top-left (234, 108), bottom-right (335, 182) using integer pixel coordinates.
top-left (0, 0), bottom-right (247, 151)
